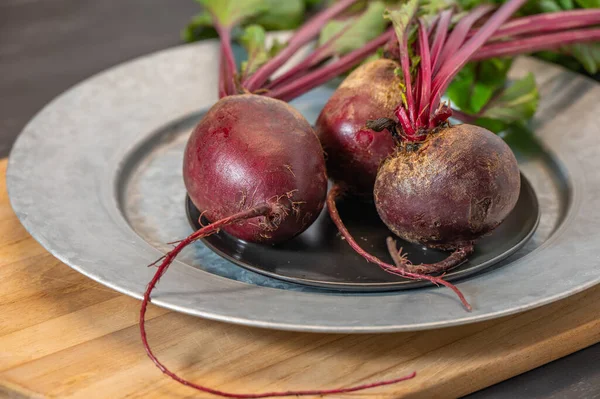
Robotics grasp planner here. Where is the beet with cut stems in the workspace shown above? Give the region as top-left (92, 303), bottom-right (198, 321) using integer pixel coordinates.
top-left (316, 59), bottom-right (400, 196)
top-left (374, 124), bottom-right (521, 251)
top-left (368, 2), bottom-right (524, 260)
top-left (327, 0), bottom-right (529, 278)
top-left (184, 94), bottom-right (326, 243)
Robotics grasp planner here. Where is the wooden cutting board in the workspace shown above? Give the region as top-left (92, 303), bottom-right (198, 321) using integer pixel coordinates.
top-left (1, 157), bottom-right (599, 399)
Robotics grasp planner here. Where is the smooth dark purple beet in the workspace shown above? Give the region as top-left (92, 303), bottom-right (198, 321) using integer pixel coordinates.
top-left (374, 124), bottom-right (521, 250)
top-left (183, 94), bottom-right (327, 243)
top-left (315, 59), bottom-right (401, 196)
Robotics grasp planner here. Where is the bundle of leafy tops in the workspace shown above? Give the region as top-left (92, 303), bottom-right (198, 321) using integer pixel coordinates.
top-left (139, 0), bottom-right (600, 397)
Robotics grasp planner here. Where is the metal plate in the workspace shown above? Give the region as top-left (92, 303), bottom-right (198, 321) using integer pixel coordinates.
top-left (7, 41), bottom-right (600, 333)
top-left (187, 175), bottom-right (540, 291)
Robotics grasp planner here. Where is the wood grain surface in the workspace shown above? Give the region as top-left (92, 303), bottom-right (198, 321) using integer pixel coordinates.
top-left (1, 158), bottom-right (599, 399)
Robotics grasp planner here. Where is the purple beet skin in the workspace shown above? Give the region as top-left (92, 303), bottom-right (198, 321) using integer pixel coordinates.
top-left (374, 124), bottom-right (521, 250)
top-left (183, 94), bottom-right (328, 243)
top-left (315, 59), bottom-right (402, 196)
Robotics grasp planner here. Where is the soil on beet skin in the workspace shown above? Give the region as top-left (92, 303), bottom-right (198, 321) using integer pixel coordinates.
top-left (374, 124), bottom-right (521, 250)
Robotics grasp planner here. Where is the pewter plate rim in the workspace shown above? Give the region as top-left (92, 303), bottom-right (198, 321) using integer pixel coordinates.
top-left (6, 40), bottom-right (599, 333)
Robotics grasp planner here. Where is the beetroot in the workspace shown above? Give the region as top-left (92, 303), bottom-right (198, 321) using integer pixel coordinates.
top-left (140, 94), bottom-right (421, 396)
top-left (142, 95), bottom-right (328, 302)
top-left (316, 59), bottom-right (400, 196)
top-left (367, 3), bottom-right (524, 263)
top-left (375, 124), bottom-right (521, 250)
top-left (366, 122), bottom-right (520, 276)
top-left (184, 95), bottom-right (327, 243)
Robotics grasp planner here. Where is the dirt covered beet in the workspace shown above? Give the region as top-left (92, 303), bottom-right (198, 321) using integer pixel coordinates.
top-left (183, 94), bottom-right (327, 243)
top-left (374, 124), bottom-right (521, 250)
top-left (315, 59), bottom-right (401, 196)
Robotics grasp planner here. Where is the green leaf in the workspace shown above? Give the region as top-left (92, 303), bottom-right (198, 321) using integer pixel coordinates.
top-left (446, 65), bottom-right (476, 112)
top-left (188, 0), bottom-right (307, 38)
top-left (410, 54), bottom-right (421, 75)
top-left (197, 0), bottom-right (268, 27)
top-left (240, 25), bottom-right (267, 55)
top-left (539, 0), bottom-right (564, 12)
top-left (567, 42), bottom-right (600, 74)
top-left (447, 62), bottom-right (538, 132)
top-left (446, 58), bottom-right (513, 114)
top-left (535, 50), bottom-right (584, 71)
top-left (470, 83), bottom-right (495, 112)
top-left (455, 0), bottom-right (503, 10)
top-left (250, 0), bottom-right (306, 31)
top-left (420, 0), bottom-right (457, 16)
top-left (497, 121), bottom-right (544, 157)
top-left (558, 0), bottom-right (575, 9)
top-left (476, 58), bottom-right (513, 89)
top-left (304, 0), bottom-right (324, 7)
top-left (384, 0), bottom-right (419, 47)
top-left (182, 11), bottom-right (218, 43)
top-left (472, 117), bottom-right (507, 134)
top-left (268, 39), bottom-right (287, 58)
top-left (240, 25), bottom-right (268, 74)
top-left (319, 2), bottom-right (387, 56)
top-left (239, 25), bottom-right (284, 76)
top-left (482, 73), bottom-right (539, 123)
top-left (574, 0), bottom-right (600, 7)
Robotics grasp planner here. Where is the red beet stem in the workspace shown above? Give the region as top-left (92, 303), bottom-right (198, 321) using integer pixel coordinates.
top-left (430, 0), bottom-right (527, 115)
top-left (397, 19), bottom-right (417, 128)
top-left (484, 9), bottom-right (600, 40)
top-left (218, 51), bottom-right (227, 98)
top-left (267, 29), bottom-right (394, 102)
top-left (428, 103), bottom-right (453, 128)
top-left (140, 203), bottom-right (418, 397)
top-left (326, 185), bottom-right (472, 311)
top-left (394, 106), bottom-right (416, 139)
top-left (417, 20), bottom-right (432, 127)
top-left (215, 24), bottom-right (237, 96)
top-left (395, 105), bottom-right (415, 138)
top-left (265, 22), bottom-right (353, 91)
top-left (449, 109), bottom-right (476, 124)
top-left (426, 14), bottom-right (440, 37)
top-left (473, 28), bottom-right (600, 61)
top-left (430, 9), bottom-right (453, 75)
top-left (243, 0), bottom-right (359, 92)
top-left (434, 5), bottom-right (495, 75)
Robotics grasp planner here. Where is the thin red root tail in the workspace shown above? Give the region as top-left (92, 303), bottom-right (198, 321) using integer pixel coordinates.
top-left (386, 237), bottom-right (474, 275)
top-left (326, 185), bottom-right (472, 311)
top-left (139, 203), bottom-right (417, 397)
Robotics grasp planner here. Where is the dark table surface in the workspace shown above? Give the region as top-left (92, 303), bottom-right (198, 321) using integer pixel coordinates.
top-left (1, 1), bottom-right (599, 397)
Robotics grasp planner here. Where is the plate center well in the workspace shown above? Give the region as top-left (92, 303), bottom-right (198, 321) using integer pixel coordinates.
top-left (117, 89), bottom-right (561, 293)
top-left (186, 173), bottom-right (539, 292)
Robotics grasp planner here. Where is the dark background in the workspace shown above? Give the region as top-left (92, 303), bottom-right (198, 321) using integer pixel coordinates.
top-left (0, 0), bottom-right (198, 157)
top-left (1, 1), bottom-right (599, 397)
